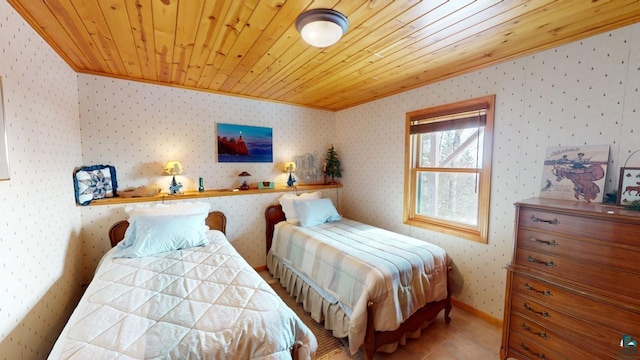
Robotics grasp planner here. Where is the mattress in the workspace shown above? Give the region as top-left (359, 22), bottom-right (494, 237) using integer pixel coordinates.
top-left (267, 219), bottom-right (448, 355)
top-left (49, 230), bottom-right (317, 359)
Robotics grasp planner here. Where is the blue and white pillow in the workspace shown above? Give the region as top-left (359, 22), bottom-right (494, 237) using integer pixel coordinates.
top-left (293, 198), bottom-right (342, 227)
top-left (73, 165), bottom-right (118, 205)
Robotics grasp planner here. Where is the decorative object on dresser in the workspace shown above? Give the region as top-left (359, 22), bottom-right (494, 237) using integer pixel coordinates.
top-left (238, 171), bottom-right (251, 190)
top-left (163, 160), bottom-right (183, 195)
top-left (501, 198), bottom-right (640, 360)
top-left (538, 145), bottom-right (609, 203)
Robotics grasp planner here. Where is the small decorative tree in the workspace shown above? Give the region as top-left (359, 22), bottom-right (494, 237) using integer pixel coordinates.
top-left (324, 145), bottom-right (342, 184)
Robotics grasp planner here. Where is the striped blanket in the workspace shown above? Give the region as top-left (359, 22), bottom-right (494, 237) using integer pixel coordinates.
top-left (268, 219), bottom-right (448, 354)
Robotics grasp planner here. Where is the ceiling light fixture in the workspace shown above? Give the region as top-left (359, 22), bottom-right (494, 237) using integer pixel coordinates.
top-left (295, 9), bottom-right (349, 48)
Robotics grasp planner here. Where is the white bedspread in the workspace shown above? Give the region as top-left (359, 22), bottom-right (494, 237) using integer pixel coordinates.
top-left (49, 230), bottom-right (317, 359)
top-left (268, 219), bottom-right (448, 355)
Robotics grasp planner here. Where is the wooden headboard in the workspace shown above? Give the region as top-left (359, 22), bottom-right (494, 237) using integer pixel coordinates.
top-left (108, 211), bottom-right (227, 248)
top-left (265, 204), bottom-right (286, 255)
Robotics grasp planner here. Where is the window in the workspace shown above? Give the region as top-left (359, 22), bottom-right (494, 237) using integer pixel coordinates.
top-left (403, 95), bottom-right (494, 243)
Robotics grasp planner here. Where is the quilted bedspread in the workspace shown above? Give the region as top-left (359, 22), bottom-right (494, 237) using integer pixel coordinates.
top-left (49, 230), bottom-right (317, 359)
top-left (268, 219), bottom-right (448, 355)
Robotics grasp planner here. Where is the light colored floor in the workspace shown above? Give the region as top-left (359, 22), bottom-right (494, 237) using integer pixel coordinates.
top-left (329, 306), bottom-right (502, 360)
top-left (260, 271), bottom-right (502, 360)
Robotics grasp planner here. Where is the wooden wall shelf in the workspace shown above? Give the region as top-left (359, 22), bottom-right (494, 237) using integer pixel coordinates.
top-left (86, 183), bottom-right (342, 206)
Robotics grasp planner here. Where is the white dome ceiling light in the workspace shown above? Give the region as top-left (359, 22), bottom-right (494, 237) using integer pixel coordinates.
top-left (295, 9), bottom-right (349, 48)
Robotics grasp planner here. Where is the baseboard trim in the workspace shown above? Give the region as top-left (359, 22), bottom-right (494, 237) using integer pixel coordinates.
top-left (254, 264), bottom-right (268, 272)
top-left (451, 297), bottom-right (503, 328)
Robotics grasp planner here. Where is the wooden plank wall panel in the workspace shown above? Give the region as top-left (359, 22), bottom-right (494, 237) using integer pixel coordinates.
top-left (9, 0), bottom-right (640, 110)
top-left (152, 0), bottom-right (178, 83)
top-left (197, 0), bottom-right (258, 89)
top-left (124, 0), bottom-right (157, 81)
top-left (183, 1), bottom-right (229, 87)
top-left (71, 0), bottom-right (128, 75)
top-left (98, 0), bottom-right (143, 78)
top-left (171, 0), bottom-right (205, 85)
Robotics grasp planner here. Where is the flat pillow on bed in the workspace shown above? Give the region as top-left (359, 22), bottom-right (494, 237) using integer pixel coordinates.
top-left (293, 198), bottom-right (341, 227)
top-left (278, 191), bottom-right (321, 225)
top-left (112, 201), bottom-right (211, 258)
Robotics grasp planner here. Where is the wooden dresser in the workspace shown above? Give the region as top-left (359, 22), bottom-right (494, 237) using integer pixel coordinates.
top-left (501, 198), bottom-right (640, 360)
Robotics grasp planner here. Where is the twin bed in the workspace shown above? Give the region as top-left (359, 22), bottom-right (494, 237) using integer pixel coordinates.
top-left (50, 206), bottom-right (316, 359)
top-left (265, 201), bottom-right (451, 360)
top-left (51, 196), bottom-right (451, 359)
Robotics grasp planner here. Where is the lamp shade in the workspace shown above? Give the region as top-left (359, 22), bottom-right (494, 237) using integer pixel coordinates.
top-left (296, 9), bottom-right (349, 48)
top-left (163, 161), bottom-right (183, 175)
top-left (284, 162), bottom-right (297, 172)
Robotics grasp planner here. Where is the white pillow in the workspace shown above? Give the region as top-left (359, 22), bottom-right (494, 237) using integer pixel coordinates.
top-left (125, 201), bottom-right (211, 219)
top-left (293, 198), bottom-right (342, 227)
top-left (278, 191), bottom-right (321, 225)
top-left (112, 213), bottom-right (209, 258)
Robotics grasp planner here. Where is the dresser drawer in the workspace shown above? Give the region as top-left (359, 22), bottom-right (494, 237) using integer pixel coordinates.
top-left (514, 248), bottom-right (639, 298)
top-left (511, 293), bottom-right (621, 354)
top-left (517, 228), bottom-right (640, 273)
top-left (509, 313), bottom-right (613, 359)
top-left (518, 208), bottom-right (640, 247)
top-left (507, 332), bottom-right (565, 360)
top-left (511, 273), bottom-right (640, 336)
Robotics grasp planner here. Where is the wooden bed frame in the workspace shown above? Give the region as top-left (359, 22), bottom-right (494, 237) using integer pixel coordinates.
top-left (265, 204), bottom-right (451, 360)
top-left (108, 211), bottom-right (227, 247)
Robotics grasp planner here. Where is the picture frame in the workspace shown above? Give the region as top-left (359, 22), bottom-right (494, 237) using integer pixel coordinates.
top-left (216, 123), bottom-right (273, 163)
top-left (539, 144), bottom-right (610, 203)
top-left (617, 167), bottom-right (640, 205)
top-left (0, 76), bottom-right (10, 180)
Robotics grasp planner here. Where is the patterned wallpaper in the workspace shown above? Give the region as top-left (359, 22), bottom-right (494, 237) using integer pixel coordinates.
top-left (4, 0), bottom-right (640, 356)
top-left (77, 75), bottom-right (337, 272)
top-left (335, 24), bottom-right (640, 319)
top-left (0, 2), bottom-right (84, 359)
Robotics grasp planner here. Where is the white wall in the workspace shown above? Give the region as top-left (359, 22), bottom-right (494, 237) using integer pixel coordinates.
top-left (0, 2), bottom-right (84, 359)
top-left (77, 76), bottom-right (337, 272)
top-left (335, 24), bottom-right (640, 319)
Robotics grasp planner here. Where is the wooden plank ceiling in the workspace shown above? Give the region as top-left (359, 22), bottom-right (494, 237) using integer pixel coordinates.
top-left (8, 0), bottom-right (640, 111)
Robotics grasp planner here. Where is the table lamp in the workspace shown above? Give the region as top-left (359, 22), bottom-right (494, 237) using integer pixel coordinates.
top-left (284, 162), bottom-right (297, 187)
top-left (163, 161), bottom-right (183, 195)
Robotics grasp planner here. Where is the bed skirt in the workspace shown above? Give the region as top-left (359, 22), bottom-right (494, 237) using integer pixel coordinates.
top-left (267, 254), bottom-right (434, 354)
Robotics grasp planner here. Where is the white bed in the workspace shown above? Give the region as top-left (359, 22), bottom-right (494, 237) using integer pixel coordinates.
top-left (265, 199), bottom-right (451, 360)
top-left (50, 206), bottom-right (317, 359)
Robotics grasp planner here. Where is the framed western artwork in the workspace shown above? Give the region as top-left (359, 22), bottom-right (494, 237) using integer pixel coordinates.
top-left (538, 144), bottom-right (610, 203)
top-left (618, 167), bottom-right (640, 205)
top-left (216, 123), bottom-right (273, 163)
top-left (0, 77), bottom-right (9, 180)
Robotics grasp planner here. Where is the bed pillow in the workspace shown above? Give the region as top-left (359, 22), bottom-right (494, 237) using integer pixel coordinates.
top-left (293, 198), bottom-right (342, 227)
top-left (125, 201), bottom-right (211, 219)
top-left (278, 191), bottom-right (321, 225)
top-left (112, 213), bottom-right (209, 258)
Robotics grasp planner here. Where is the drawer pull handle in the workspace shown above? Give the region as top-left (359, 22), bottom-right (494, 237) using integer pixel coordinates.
top-left (520, 343), bottom-right (547, 360)
top-left (521, 323), bottom-right (549, 339)
top-left (524, 283), bottom-right (553, 297)
top-left (527, 255), bottom-right (556, 267)
top-left (530, 215), bottom-right (559, 225)
top-left (523, 303), bottom-right (550, 318)
top-left (528, 236), bottom-right (558, 246)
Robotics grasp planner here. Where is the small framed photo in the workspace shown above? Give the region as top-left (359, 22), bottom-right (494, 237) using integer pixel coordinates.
top-left (618, 167), bottom-right (640, 205)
